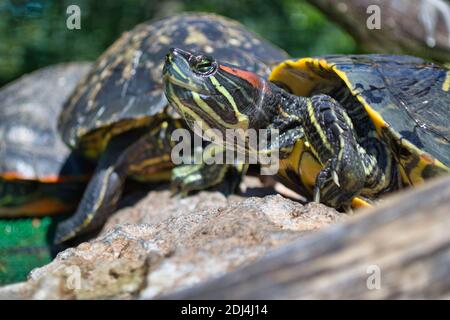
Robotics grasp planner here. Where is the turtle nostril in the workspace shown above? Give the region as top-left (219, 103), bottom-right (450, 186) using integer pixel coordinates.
top-left (172, 48), bottom-right (196, 62)
top-left (166, 48), bottom-right (177, 60)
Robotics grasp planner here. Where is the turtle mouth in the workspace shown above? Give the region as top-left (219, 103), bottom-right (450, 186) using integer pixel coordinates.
top-left (163, 73), bottom-right (206, 96)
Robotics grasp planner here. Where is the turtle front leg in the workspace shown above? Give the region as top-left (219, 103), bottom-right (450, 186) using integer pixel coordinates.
top-left (171, 143), bottom-right (246, 195)
top-left (53, 163), bottom-right (124, 244)
top-left (54, 125), bottom-right (174, 244)
top-left (302, 94), bottom-right (375, 208)
top-left (54, 121), bottom-right (244, 243)
top-left (313, 149), bottom-right (366, 208)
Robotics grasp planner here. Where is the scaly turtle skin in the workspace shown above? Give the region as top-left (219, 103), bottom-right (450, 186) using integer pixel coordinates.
top-left (55, 13), bottom-right (288, 243)
top-left (163, 49), bottom-right (450, 209)
top-left (0, 63), bottom-right (93, 217)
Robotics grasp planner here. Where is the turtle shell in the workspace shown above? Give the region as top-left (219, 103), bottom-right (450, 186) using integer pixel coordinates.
top-left (269, 55), bottom-right (450, 185)
top-left (59, 12), bottom-right (289, 158)
top-left (0, 63), bottom-right (94, 216)
top-left (0, 63), bottom-right (92, 181)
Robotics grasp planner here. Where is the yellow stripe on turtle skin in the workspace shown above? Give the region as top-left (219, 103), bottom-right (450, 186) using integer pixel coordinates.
top-left (170, 60), bottom-right (190, 81)
top-left (192, 92), bottom-right (238, 130)
top-left (327, 65), bottom-right (449, 185)
top-left (209, 76), bottom-right (250, 130)
top-left (279, 139), bottom-right (372, 209)
top-left (57, 167), bottom-right (113, 243)
top-left (331, 67), bottom-right (388, 134)
top-left (271, 57), bottom-right (450, 188)
top-left (278, 139), bottom-right (316, 197)
top-left (332, 63), bottom-right (450, 186)
top-left (270, 57), bottom-right (388, 132)
top-left (169, 78), bottom-right (249, 133)
top-left (128, 154), bottom-right (172, 174)
top-left (166, 84), bottom-right (213, 133)
top-left (443, 70), bottom-right (450, 92)
top-left (338, 91), bottom-right (450, 187)
top-left (305, 99), bottom-right (333, 158)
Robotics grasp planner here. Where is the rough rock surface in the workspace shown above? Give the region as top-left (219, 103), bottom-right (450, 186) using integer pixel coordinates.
top-left (0, 181), bottom-right (342, 299)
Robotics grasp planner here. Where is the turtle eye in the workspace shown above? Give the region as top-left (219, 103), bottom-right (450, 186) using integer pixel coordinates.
top-left (194, 57), bottom-right (216, 75)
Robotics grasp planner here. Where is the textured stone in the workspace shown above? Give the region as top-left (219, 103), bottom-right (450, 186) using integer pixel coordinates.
top-left (0, 183), bottom-right (342, 299)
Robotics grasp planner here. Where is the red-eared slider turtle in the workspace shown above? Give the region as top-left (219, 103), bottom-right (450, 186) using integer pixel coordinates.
top-left (0, 63), bottom-right (93, 217)
top-left (163, 50), bottom-right (450, 208)
top-left (55, 13), bottom-right (288, 243)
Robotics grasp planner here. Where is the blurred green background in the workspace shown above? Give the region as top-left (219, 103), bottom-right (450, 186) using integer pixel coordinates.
top-left (0, 0), bottom-right (356, 86)
top-left (0, 0), bottom-right (355, 285)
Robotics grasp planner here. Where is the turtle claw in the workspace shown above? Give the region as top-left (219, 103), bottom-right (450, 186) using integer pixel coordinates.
top-left (332, 170), bottom-right (340, 187)
top-left (313, 158), bottom-right (364, 209)
top-left (171, 163), bottom-right (240, 196)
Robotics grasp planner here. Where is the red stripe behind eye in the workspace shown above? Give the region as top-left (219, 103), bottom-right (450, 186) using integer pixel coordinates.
top-left (219, 65), bottom-right (263, 89)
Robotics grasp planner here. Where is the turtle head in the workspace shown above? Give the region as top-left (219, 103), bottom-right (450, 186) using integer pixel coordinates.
top-left (163, 48), bottom-right (280, 140)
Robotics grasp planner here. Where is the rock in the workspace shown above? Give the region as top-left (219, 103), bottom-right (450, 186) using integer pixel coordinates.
top-left (0, 185), bottom-right (342, 299)
top-left (163, 175), bottom-right (450, 299)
